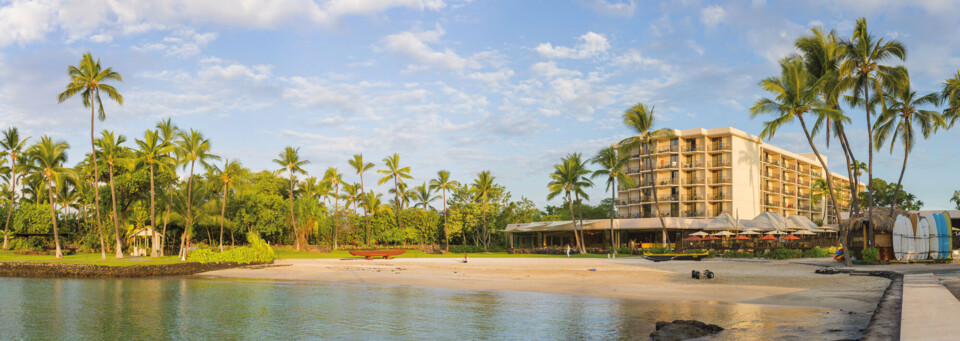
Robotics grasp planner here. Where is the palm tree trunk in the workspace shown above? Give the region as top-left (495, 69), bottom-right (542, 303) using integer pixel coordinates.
top-left (90, 105), bottom-right (107, 260)
top-left (360, 171), bottom-right (370, 245)
top-left (442, 189), bottom-right (449, 252)
top-left (567, 191), bottom-right (582, 253)
top-left (220, 186), bottom-right (227, 252)
top-left (46, 180), bottom-right (62, 259)
top-left (289, 170), bottom-right (298, 251)
top-left (865, 84), bottom-right (875, 247)
top-left (609, 177), bottom-right (616, 255)
top-left (652, 186), bottom-right (668, 248)
top-left (839, 127), bottom-right (861, 214)
top-left (798, 116), bottom-right (843, 225)
top-left (889, 139), bottom-right (909, 214)
top-left (2, 157), bottom-right (16, 250)
top-left (333, 183), bottom-right (339, 249)
top-left (149, 163), bottom-right (158, 257)
top-left (393, 176), bottom-right (403, 239)
top-left (108, 163), bottom-right (123, 259)
top-left (180, 161), bottom-right (196, 260)
top-left (161, 183), bottom-right (172, 257)
top-left (574, 192), bottom-right (585, 253)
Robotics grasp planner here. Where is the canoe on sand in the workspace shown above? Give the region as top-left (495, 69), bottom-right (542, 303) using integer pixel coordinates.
top-left (349, 250), bottom-right (406, 260)
top-left (643, 253), bottom-right (709, 262)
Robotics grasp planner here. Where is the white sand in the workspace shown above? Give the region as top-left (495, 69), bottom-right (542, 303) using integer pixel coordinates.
top-left (201, 257), bottom-right (888, 312)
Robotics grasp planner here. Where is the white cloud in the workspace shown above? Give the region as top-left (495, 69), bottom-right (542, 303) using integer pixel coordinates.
top-left (700, 5), bottom-right (726, 27)
top-left (0, 0), bottom-right (55, 47)
top-left (468, 69), bottom-right (515, 88)
top-left (134, 28), bottom-right (218, 58)
top-left (379, 24), bottom-right (482, 71)
top-left (612, 49), bottom-right (671, 72)
top-left (585, 0), bottom-right (637, 17)
top-left (198, 58), bottom-right (272, 82)
top-left (534, 32), bottom-right (610, 59)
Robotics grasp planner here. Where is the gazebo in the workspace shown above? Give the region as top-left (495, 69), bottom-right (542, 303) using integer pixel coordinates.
top-left (752, 212), bottom-right (787, 232)
top-left (127, 226), bottom-right (163, 257)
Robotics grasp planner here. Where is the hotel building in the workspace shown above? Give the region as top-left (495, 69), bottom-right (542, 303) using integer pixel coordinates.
top-left (616, 127), bottom-right (863, 224)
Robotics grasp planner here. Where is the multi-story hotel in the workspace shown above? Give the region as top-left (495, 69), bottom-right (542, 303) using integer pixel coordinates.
top-left (616, 127), bottom-right (862, 224)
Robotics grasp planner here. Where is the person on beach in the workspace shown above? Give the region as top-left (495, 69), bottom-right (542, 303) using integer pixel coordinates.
top-left (565, 244), bottom-right (571, 258)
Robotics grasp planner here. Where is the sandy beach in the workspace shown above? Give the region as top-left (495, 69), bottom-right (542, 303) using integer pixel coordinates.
top-left (201, 257), bottom-right (888, 312)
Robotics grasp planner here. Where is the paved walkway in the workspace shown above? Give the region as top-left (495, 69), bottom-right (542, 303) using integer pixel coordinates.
top-left (900, 273), bottom-right (960, 340)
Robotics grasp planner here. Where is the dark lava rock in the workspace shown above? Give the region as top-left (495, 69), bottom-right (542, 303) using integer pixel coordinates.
top-left (650, 320), bottom-right (724, 341)
top-left (0, 261), bottom-right (267, 278)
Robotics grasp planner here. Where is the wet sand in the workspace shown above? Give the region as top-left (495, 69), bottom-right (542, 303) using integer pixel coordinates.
top-left (202, 257), bottom-right (888, 312)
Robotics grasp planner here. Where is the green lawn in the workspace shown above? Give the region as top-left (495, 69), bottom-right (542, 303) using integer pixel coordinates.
top-left (274, 249), bottom-right (621, 259)
top-left (0, 251), bottom-right (183, 267)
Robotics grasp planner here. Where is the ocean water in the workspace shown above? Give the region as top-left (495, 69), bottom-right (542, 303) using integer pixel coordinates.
top-left (0, 277), bottom-right (867, 340)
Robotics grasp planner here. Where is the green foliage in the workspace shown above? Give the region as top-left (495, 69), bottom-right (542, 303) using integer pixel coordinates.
top-left (862, 247), bottom-right (879, 264)
top-left (802, 247), bottom-right (831, 258)
top-left (722, 250), bottom-right (755, 258)
top-left (230, 192), bottom-right (287, 241)
top-left (763, 246), bottom-right (803, 260)
top-left (187, 232), bottom-right (275, 264)
top-left (641, 246), bottom-right (671, 254)
top-left (449, 245), bottom-right (506, 253)
top-left (542, 198), bottom-right (614, 221)
top-left (858, 178), bottom-right (924, 211)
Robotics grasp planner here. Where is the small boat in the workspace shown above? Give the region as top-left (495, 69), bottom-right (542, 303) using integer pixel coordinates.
top-left (643, 252), bottom-right (709, 262)
top-left (348, 249), bottom-right (406, 260)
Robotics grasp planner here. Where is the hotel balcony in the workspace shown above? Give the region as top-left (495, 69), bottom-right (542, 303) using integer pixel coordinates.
top-left (684, 177), bottom-right (704, 185)
top-left (764, 200), bottom-right (781, 207)
top-left (683, 161), bottom-right (704, 168)
top-left (658, 194), bottom-right (679, 202)
top-left (709, 194), bottom-right (732, 201)
top-left (682, 194), bottom-right (704, 201)
top-left (682, 145), bottom-right (704, 153)
top-left (682, 210), bottom-right (705, 217)
top-left (707, 160), bottom-right (731, 168)
top-left (709, 177), bottom-right (732, 184)
top-left (708, 144), bottom-right (731, 152)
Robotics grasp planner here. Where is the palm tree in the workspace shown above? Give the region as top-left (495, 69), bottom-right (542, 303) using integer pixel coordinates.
top-left (1, 128), bottom-right (29, 250)
top-left (96, 130), bottom-right (128, 258)
top-left (751, 57), bottom-right (845, 225)
top-left (940, 70), bottom-right (960, 128)
top-left (176, 129), bottom-right (220, 259)
top-left (840, 17), bottom-right (906, 244)
top-left (209, 159), bottom-right (244, 251)
top-left (273, 147), bottom-right (309, 251)
top-left (29, 137), bottom-right (74, 259)
top-left (348, 154), bottom-right (375, 244)
top-left (410, 182), bottom-right (438, 210)
top-left (429, 170), bottom-right (459, 251)
top-left (469, 171), bottom-right (499, 251)
top-left (874, 69), bottom-right (944, 213)
top-left (156, 119), bottom-right (179, 256)
top-left (377, 153), bottom-right (412, 237)
top-left (323, 167), bottom-right (343, 249)
top-left (134, 129), bottom-right (174, 257)
top-left (57, 52), bottom-right (122, 260)
top-left (568, 153), bottom-right (593, 237)
top-left (548, 157), bottom-right (585, 253)
top-left (951, 190), bottom-right (960, 210)
top-left (591, 146), bottom-right (635, 254)
top-left (620, 103), bottom-right (676, 247)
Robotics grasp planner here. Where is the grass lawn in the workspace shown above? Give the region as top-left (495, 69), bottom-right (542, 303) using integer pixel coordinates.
top-left (0, 250), bottom-right (183, 267)
top-left (275, 249), bottom-right (623, 259)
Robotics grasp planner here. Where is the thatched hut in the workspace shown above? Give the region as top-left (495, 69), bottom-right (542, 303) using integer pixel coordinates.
top-left (840, 207), bottom-right (906, 261)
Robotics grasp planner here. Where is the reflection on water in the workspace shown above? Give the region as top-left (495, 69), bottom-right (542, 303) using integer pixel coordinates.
top-left (0, 277), bottom-right (866, 340)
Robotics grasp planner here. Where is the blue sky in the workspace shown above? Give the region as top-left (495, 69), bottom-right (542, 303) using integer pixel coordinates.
top-left (0, 0), bottom-right (958, 210)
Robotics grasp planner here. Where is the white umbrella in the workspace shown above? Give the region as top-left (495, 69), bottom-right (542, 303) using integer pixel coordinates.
top-left (712, 231), bottom-right (736, 236)
top-left (738, 230), bottom-right (761, 235)
top-left (690, 231), bottom-right (709, 237)
top-left (793, 230), bottom-right (816, 235)
top-left (765, 230), bottom-right (787, 235)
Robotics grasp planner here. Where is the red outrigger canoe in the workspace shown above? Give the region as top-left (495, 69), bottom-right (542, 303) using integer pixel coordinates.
top-left (349, 250), bottom-right (406, 260)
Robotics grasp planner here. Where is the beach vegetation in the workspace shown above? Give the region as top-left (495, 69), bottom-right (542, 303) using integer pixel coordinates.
top-left (762, 246), bottom-right (803, 260)
top-left (802, 247), bottom-right (831, 258)
top-left (187, 232), bottom-right (275, 264)
top-left (861, 247), bottom-right (879, 264)
top-left (721, 250), bottom-right (754, 258)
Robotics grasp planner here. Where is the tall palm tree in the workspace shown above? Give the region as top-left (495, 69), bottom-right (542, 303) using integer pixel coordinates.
top-left (176, 129), bottom-right (220, 259)
top-left (591, 146), bottom-right (635, 254)
top-left (323, 167), bottom-right (343, 249)
top-left (751, 57), bottom-right (845, 225)
top-left (377, 153), bottom-right (412, 236)
top-left (567, 153), bottom-right (593, 238)
top-left (1, 128), bottom-right (29, 250)
top-left (874, 69), bottom-right (944, 213)
top-left (209, 159), bottom-right (244, 251)
top-left (840, 17), bottom-right (906, 244)
top-left (96, 130), bottom-right (128, 258)
top-left (410, 182), bottom-right (438, 210)
top-left (57, 52), bottom-right (122, 260)
top-left (940, 70), bottom-right (960, 129)
top-left (348, 154), bottom-right (375, 244)
top-left (429, 170), bottom-right (459, 251)
top-left (134, 129), bottom-right (174, 257)
top-left (156, 119), bottom-right (179, 256)
top-left (548, 157), bottom-right (585, 253)
top-left (29, 137), bottom-right (74, 259)
top-left (340, 182), bottom-right (360, 214)
top-left (273, 146), bottom-right (309, 251)
top-left (952, 190), bottom-right (960, 210)
top-left (470, 170), bottom-right (499, 251)
top-left (620, 103), bottom-right (676, 247)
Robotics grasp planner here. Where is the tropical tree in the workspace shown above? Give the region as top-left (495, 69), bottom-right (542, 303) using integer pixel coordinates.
top-left (410, 183), bottom-right (438, 210)
top-left (348, 154), bottom-right (375, 244)
top-left (134, 129), bottom-right (173, 257)
top-left (323, 167), bottom-right (343, 249)
top-left (29, 137), bottom-right (74, 258)
top-left (591, 146), bottom-right (635, 255)
top-left (429, 170), bottom-right (459, 251)
top-left (176, 129), bottom-right (220, 259)
top-left (951, 190), bottom-right (960, 210)
top-left (156, 119), bottom-right (179, 255)
top-left (57, 52), bottom-right (123, 260)
top-left (620, 103), bottom-right (676, 247)
top-left (469, 170), bottom-right (499, 251)
top-left (209, 159), bottom-right (244, 251)
top-left (567, 153), bottom-right (593, 235)
top-left (377, 153), bottom-right (412, 239)
top-left (547, 156), bottom-right (586, 253)
top-left (1, 128), bottom-right (29, 250)
top-left (940, 70), bottom-right (960, 128)
top-left (96, 130), bottom-right (128, 258)
top-left (273, 146), bottom-right (309, 250)
top-left (874, 69), bottom-right (943, 213)
top-left (840, 17), bottom-right (906, 243)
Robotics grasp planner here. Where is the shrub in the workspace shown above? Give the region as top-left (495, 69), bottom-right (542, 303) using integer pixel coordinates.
top-left (188, 232), bottom-right (275, 264)
top-left (802, 247), bottom-right (831, 258)
top-left (862, 247), bottom-right (879, 264)
top-left (450, 245), bottom-right (506, 253)
top-left (722, 250), bottom-right (754, 258)
top-left (763, 246), bottom-right (802, 260)
top-left (616, 247), bottom-right (632, 255)
top-left (642, 247), bottom-right (671, 255)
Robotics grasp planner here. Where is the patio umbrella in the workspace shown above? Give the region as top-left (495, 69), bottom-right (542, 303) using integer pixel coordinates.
top-left (702, 236), bottom-right (721, 241)
top-left (732, 235), bottom-right (752, 240)
top-left (738, 229), bottom-right (761, 235)
top-left (690, 231), bottom-right (709, 237)
top-left (712, 231), bottom-right (735, 237)
top-left (760, 235), bottom-right (777, 240)
top-left (783, 234), bottom-right (801, 240)
top-left (683, 236), bottom-right (703, 241)
top-left (765, 230), bottom-right (787, 235)
top-left (793, 230), bottom-right (815, 235)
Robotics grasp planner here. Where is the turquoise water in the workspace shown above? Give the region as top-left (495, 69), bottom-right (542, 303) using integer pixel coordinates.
top-left (0, 277), bottom-right (867, 340)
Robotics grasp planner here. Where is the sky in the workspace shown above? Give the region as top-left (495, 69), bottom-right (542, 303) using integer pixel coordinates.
top-left (0, 0), bottom-right (958, 210)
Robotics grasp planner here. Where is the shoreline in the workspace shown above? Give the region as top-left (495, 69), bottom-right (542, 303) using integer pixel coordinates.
top-left (200, 257), bottom-right (888, 312)
top-left (0, 261), bottom-right (260, 278)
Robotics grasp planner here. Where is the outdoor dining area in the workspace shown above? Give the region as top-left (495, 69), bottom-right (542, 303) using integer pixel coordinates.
top-left (679, 212), bottom-right (837, 252)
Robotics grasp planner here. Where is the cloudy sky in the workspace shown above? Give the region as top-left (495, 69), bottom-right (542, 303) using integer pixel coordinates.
top-left (0, 0), bottom-right (958, 210)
